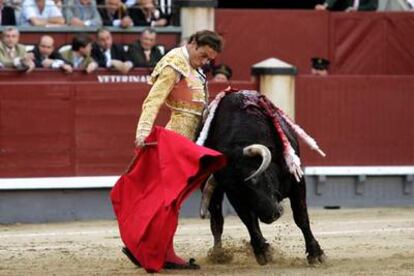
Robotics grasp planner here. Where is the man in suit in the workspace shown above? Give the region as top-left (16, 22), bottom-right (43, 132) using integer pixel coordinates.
top-left (128, 0), bottom-right (168, 27)
top-left (91, 28), bottom-right (133, 74)
top-left (98, 0), bottom-right (133, 27)
top-left (126, 27), bottom-right (163, 68)
top-left (29, 35), bottom-right (73, 73)
top-left (0, 26), bottom-right (35, 71)
top-left (0, 0), bottom-right (16, 25)
top-left (60, 33), bottom-right (98, 74)
top-left (315, 0), bottom-right (378, 11)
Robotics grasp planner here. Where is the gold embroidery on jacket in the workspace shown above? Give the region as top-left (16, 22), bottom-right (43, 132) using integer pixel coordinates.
top-left (136, 47), bottom-right (206, 141)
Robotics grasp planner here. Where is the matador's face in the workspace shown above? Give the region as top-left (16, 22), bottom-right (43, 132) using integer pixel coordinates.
top-left (188, 42), bottom-right (218, 69)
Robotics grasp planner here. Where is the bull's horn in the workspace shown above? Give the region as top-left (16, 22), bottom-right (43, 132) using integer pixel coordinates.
top-left (243, 144), bottom-right (272, 182)
top-left (200, 175), bottom-right (217, 219)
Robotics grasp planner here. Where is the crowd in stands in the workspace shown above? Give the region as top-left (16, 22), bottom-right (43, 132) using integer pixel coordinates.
top-left (0, 0), bottom-right (170, 27)
top-left (2, 0), bottom-right (413, 28)
top-left (314, 0), bottom-right (412, 11)
top-left (3, 0), bottom-right (397, 79)
top-left (314, 0), bottom-right (378, 11)
top-left (0, 26), bottom-right (164, 73)
top-left (0, 25), bottom-right (233, 83)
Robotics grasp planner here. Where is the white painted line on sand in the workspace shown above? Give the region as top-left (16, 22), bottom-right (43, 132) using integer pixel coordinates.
top-left (1, 227), bottom-right (413, 239)
top-left (0, 230), bottom-right (118, 238)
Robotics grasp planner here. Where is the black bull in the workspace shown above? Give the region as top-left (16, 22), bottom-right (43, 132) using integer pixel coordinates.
top-left (202, 91), bottom-right (326, 265)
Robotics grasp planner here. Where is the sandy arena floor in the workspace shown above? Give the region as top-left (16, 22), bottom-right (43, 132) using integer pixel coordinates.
top-left (0, 206), bottom-right (413, 275)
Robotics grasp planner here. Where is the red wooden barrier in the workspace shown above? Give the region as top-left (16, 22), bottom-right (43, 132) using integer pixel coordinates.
top-left (296, 75), bottom-right (414, 166)
top-left (0, 70), bottom-right (257, 177)
top-left (1, 70), bottom-right (412, 177)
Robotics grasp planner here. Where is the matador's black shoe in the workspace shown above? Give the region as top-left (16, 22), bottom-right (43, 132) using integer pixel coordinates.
top-left (122, 247), bottom-right (200, 270)
top-left (164, 258), bottom-right (201, 270)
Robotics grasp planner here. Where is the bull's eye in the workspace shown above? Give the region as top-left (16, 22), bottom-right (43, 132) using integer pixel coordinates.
top-left (251, 178), bottom-right (258, 185)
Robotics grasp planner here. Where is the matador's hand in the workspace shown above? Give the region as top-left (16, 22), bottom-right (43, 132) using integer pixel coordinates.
top-left (135, 135), bottom-right (146, 148)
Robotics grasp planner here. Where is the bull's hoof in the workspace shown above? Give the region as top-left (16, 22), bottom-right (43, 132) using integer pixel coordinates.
top-left (254, 243), bottom-right (273, 265)
top-left (307, 252), bottom-right (327, 265)
top-left (207, 246), bottom-right (233, 264)
top-left (255, 252), bottom-right (269, 265)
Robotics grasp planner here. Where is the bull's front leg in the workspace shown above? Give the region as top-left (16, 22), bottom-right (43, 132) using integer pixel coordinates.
top-left (289, 178), bottom-right (326, 264)
top-left (226, 193), bottom-right (272, 265)
top-left (208, 185), bottom-right (225, 249)
top-left (207, 185), bottom-right (236, 263)
top-left (247, 216), bottom-right (273, 265)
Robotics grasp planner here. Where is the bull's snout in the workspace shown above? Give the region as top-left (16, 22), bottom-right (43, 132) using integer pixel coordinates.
top-left (258, 203), bottom-right (284, 224)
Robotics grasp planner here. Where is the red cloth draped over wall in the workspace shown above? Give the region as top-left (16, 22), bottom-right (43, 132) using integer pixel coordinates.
top-left (215, 10), bottom-right (414, 80)
top-left (330, 12), bottom-right (414, 75)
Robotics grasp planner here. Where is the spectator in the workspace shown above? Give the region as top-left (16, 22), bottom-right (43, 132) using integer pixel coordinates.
top-left (0, 26), bottom-right (35, 71)
top-left (5, 0), bottom-right (22, 10)
top-left (91, 28), bottom-right (133, 74)
top-left (1, 0), bottom-right (17, 25)
top-left (124, 0), bottom-right (136, 7)
top-left (156, 0), bottom-right (172, 22)
top-left (63, 0), bottom-right (102, 27)
top-left (126, 27), bottom-right (162, 67)
top-left (29, 35), bottom-right (72, 73)
top-left (53, 0), bottom-right (62, 11)
top-left (315, 0), bottom-right (378, 11)
top-left (98, 0), bottom-right (133, 27)
top-left (212, 63), bottom-right (232, 82)
top-left (60, 33), bottom-right (98, 73)
top-left (20, 0), bottom-right (65, 26)
top-left (129, 0), bottom-right (167, 27)
top-left (311, 57), bottom-right (329, 76)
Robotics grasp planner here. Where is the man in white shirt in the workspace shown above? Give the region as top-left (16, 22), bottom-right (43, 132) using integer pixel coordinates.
top-left (20, 0), bottom-right (65, 26)
top-left (63, 0), bottom-right (102, 27)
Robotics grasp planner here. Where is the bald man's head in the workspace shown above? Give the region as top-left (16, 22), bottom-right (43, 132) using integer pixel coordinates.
top-left (39, 35), bottom-right (55, 57)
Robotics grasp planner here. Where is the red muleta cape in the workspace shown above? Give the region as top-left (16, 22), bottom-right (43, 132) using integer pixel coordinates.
top-left (110, 126), bottom-right (226, 272)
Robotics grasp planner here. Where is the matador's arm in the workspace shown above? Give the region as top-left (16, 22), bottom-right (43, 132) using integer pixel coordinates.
top-left (135, 66), bottom-right (179, 145)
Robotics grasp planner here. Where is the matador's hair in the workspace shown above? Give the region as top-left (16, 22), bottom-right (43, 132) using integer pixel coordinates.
top-left (188, 30), bottom-right (223, 53)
